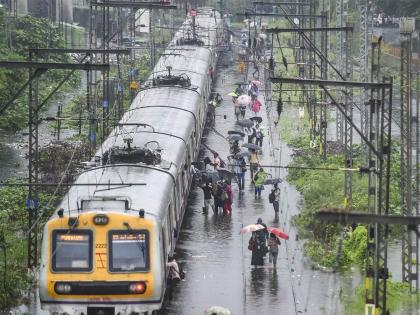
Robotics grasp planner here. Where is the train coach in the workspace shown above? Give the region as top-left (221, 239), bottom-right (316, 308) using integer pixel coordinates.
top-left (39, 8), bottom-right (224, 315)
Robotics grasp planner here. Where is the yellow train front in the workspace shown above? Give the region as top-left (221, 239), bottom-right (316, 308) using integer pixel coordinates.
top-left (39, 209), bottom-right (163, 315)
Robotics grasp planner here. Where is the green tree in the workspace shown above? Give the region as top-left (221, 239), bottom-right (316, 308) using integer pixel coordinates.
top-left (376, 0), bottom-right (420, 17)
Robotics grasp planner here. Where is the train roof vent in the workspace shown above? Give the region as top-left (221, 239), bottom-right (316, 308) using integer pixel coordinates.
top-left (102, 138), bottom-right (162, 166)
top-left (152, 66), bottom-right (191, 87)
top-left (176, 34), bottom-right (205, 46)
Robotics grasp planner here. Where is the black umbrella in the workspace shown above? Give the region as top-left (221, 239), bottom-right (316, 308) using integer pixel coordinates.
top-left (234, 151), bottom-right (251, 159)
top-left (264, 178), bottom-right (283, 185)
top-left (217, 168), bottom-right (234, 181)
top-left (227, 134), bottom-right (243, 142)
top-left (228, 130), bottom-right (245, 137)
top-left (242, 143), bottom-right (262, 150)
top-left (250, 116), bottom-right (263, 123)
top-left (204, 171), bottom-right (220, 182)
top-left (238, 119), bottom-right (254, 128)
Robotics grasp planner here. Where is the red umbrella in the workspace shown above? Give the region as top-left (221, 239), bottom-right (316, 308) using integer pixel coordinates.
top-left (267, 227), bottom-right (289, 240)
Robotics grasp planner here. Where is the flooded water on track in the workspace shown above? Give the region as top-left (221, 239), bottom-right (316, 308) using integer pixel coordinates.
top-left (160, 49), bottom-right (362, 315)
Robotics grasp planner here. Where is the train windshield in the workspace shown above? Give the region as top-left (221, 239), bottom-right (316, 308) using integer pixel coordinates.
top-left (52, 230), bottom-right (92, 272)
top-left (109, 230), bottom-right (149, 272)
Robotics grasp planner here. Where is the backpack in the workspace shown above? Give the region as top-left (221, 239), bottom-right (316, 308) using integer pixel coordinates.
top-left (240, 159), bottom-right (247, 172)
top-left (268, 190), bottom-right (275, 203)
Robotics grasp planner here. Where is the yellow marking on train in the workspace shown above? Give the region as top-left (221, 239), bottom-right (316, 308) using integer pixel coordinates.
top-left (45, 212), bottom-right (155, 300)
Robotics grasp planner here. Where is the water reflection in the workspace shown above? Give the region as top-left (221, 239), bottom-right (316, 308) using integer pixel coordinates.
top-left (268, 268), bottom-right (279, 297)
top-left (249, 267), bottom-right (266, 300)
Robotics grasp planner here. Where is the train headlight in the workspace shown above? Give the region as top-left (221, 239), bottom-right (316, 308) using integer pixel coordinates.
top-left (128, 282), bottom-right (147, 294)
top-left (54, 282), bottom-right (72, 294)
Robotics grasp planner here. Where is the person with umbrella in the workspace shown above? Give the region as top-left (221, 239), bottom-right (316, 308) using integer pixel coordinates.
top-left (235, 84), bottom-right (244, 95)
top-left (249, 149), bottom-right (260, 182)
top-left (234, 99), bottom-right (241, 121)
top-left (201, 181), bottom-right (215, 213)
top-left (254, 124), bottom-right (264, 147)
top-left (212, 180), bottom-right (224, 213)
top-left (271, 183), bottom-right (281, 218)
top-left (251, 98), bottom-right (262, 116)
top-left (238, 157), bottom-right (247, 191)
top-left (229, 140), bottom-right (240, 155)
top-left (254, 167), bottom-right (267, 198)
top-left (268, 233), bottom-right (281, 267)
top-left (210, 152), bottom-right (221, 170)
top-left (222, 180), bottom-right (233, 215)
top-left (244, 126), bottom-right (254, 144)
top-left (250, 218), bottom-right (268, 266)
top-left (236, 94), bottom-right (250, 120)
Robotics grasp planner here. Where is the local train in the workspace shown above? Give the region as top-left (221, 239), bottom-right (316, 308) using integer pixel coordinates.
top-left (39, 8), bottom-right (224, 315)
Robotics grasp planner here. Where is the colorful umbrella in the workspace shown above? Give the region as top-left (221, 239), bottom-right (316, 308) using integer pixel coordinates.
top-left (267, 227), bottom-right (289, 240)
top-left (236, 94), bottom-right (251, 106)
top-left (240, 224), bottom-right (265, 234)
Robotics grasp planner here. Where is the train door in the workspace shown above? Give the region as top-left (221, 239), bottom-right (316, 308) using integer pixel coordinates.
top-left (168, 202), bottom-right (176, 249)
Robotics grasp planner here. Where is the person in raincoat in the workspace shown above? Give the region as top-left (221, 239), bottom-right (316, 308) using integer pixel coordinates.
top-left (253, 167), bottom-right (267, 198)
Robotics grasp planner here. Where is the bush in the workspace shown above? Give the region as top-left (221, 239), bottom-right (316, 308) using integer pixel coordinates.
top-left (0, 186), bottom-right (58, 312)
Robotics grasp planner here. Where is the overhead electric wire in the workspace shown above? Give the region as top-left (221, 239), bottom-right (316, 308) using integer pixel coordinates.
top-left (25, 106), bottom-right (92, 238)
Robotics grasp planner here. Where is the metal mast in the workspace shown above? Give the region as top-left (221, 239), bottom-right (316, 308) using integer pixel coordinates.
top-left (335, 0), bottom-right (344, 144)
top-left (358, 0), bottom-right (370, 163)
top-left (319, 11), bottom-right (328, 160)
top-left (399, 20), bottom-right (418, 291)
top-left (343, 24), bottom-right (353, 208)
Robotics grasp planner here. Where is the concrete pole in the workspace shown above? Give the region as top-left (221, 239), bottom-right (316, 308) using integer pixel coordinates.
top-left (62, 0), bottom-right (73, 22)
top-left (16, 0), bottom-right (27, 14)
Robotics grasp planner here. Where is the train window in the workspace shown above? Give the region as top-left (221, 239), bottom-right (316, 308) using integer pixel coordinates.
top-left (108, 230), bottom-right (150, 272)
top-left (52, 230), bottom-right (92, 272)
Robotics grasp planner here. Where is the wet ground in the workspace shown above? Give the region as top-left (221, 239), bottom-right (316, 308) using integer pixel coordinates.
top-left (160, 49), bottom-right (365, 315)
